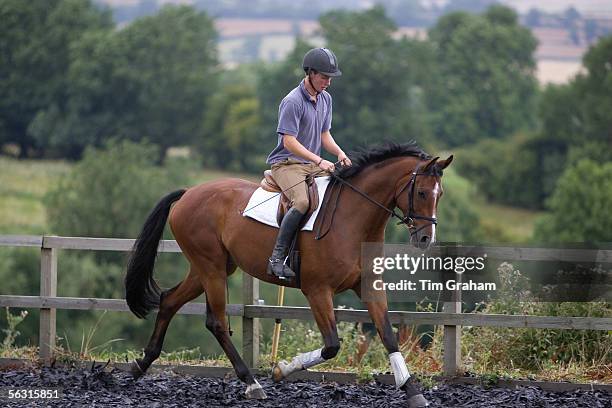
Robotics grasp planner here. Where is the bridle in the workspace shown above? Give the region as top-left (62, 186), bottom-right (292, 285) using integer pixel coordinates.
top-left (326, 163), bottom-right (438, 237)
top-left (393, 164), bottom-right (438, 236)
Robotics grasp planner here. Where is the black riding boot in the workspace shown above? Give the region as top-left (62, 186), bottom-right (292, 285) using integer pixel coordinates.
top-left (267, 207), bottom-right (304, 279)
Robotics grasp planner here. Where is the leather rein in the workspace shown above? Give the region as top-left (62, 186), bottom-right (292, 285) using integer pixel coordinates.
top-left (315, 163), bottom-right (437, 239)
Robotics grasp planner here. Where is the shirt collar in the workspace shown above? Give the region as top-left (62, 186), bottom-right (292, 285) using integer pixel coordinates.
top-left (299, 79), bottom-right (315, 102)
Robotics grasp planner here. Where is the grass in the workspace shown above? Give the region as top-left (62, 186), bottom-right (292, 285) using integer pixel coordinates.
top-left (0, 158), bottom-right (70, 234)
top-left (0, 157), bottom-right (260, 235)
top-left (475, 201), bottom-right (542, 243)
top-left (1, 328), bottom-right (608, 385)
top-left (0, 157), bottom-right (540, 240)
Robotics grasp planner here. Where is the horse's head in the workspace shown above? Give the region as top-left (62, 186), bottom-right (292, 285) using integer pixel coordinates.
top-left (394, 155), bottom-right (453, 249)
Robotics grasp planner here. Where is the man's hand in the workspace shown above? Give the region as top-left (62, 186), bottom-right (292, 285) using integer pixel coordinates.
top-left (338, 151), bottom-right (352, 167)
top-left (318, 159), bottom-right (336, 172)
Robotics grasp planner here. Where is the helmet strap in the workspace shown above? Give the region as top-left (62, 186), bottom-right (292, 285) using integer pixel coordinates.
top-left (306, 71), bottom-right (321, 96)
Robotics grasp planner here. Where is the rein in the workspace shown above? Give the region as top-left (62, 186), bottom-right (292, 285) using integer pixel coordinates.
top-left (315, 163), bottom-right (437, 239)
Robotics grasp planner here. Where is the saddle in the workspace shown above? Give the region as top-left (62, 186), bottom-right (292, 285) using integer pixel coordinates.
top-left (260, 170), bottom-right (320, 227)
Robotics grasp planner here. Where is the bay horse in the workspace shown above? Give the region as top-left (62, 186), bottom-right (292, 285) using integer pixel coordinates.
top-left (125, 142), bottom-right (452, 408)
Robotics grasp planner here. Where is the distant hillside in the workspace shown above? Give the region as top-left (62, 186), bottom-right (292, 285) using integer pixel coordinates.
top-left (94, 0), bottom-right (609, 84)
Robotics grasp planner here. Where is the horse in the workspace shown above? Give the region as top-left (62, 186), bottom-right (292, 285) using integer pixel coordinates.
top-left (125, 142), bottom-right (453, 408)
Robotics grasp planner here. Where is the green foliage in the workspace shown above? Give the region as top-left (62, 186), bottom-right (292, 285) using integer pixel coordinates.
top-left (200, 68), bottom-right (264, 172)
top-left (573, 36), bottom-right (612, 144)
top-left (463, 263), bottom-right (611, 372)
top-left (455, 37), bottom-right (612, 211)
top-left (1, 308), bottom-right (28, 350)
top-left (533, 36), bottom-right (612, 204)
top-left (454, 133), bottom-right (566, 210)
top-left (0, 0), bottom-right (113, 157)
top-left (45, 139), bottom-right (189, 239)
top-left (0, 248), bottom-right (40, 297)
top-left (534, 159), bottom-right (612, 243)
top-left (566, 141), bottom-right (612, 167)
top-left (0, 248), bottom-right (41, 345)
top-left (319, 6), bottom-right (433, 149)
top-left (435, 167), bottom-right (483, 242)
top-left (426, 5), bottom-right (538, 146)
top-left (29, 5), bottom-right (218, 159)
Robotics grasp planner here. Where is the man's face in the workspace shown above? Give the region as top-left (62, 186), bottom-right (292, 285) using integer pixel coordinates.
top-left (310, 72), bottom-right (332, 92)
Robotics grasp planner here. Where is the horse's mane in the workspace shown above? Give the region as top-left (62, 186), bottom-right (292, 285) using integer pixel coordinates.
top-left (335, 141), bottom-right (432, 179)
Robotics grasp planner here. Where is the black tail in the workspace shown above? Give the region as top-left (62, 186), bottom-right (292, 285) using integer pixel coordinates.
top-left (125, 189), bottom-right (187, 319)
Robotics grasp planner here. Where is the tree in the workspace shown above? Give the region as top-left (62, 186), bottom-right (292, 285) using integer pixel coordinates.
top-left (319, 6), bottom-right (432, 149)
top-left (454, 133), bottom-right (567, 209)
top-left (45, 139), bottom-right (188, 239)
top-left (573, 36), bottom-right (612, 144)
top-left (532, 35), bottom-right (612, 202)
top-left (426, 5), bottom-right (538, 146)
top-left (525, 8), bottom-right (542, 27)
top-left (0, 0), bottom-right (112, 157)
top-left (200, 69), bottom-right (264, 172)
top-left (534, 160), bottom-right (612, 243)
top-left (30, 5), bottom-right (219, 159)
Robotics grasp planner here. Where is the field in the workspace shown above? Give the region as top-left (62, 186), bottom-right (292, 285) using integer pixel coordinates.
top-left (477, 201), bottom-right (542, 243)
top-left (0, 157), bottom-right (539, 241)
top-left (0, 158), bottom-right (70, 234)
top-left (214, 18), bottom-right (592, 85)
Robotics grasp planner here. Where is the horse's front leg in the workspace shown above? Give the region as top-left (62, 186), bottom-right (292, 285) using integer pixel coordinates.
top-left (272, 290), bottom-right (339, 381)
top-left (365, 300), bottom-right (430, 408)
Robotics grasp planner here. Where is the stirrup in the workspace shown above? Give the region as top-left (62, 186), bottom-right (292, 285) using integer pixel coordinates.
top-left (267, 257), bottom-right (295, 280)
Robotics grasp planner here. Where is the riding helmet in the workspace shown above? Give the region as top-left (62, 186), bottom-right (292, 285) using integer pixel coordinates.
top-left (302, 48), bottom-right (342, 77)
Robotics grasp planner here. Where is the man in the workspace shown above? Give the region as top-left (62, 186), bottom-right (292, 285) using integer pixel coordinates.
top-left (266, 47), bottom-right (352, 280)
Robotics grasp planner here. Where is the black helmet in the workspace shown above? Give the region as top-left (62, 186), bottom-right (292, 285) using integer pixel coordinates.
top-left (302, 48), bottom-right (342, 77)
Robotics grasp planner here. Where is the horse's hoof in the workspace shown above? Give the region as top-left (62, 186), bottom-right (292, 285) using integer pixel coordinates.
top-left (407, 393), bottom-right (429, 408)
top-left (271, 361), bottom-right (287, 382)
top-left (130, 359), bottom-right (145, 380)
top-left (245, 380), bottom-right (267, 399)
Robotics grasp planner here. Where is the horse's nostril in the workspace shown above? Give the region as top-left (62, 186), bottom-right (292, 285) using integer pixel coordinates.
top-left (420, 236), bottom-right (429, 243)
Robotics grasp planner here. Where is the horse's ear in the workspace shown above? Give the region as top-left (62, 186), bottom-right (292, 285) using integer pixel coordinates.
top-left (437, 155), bottom-right (453, 170)
top-left (422, 157), bottom-right (439, 173)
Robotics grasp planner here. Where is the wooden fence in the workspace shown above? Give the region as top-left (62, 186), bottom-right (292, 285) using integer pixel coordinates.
top-left (0, 235), bottom-right (610, 377)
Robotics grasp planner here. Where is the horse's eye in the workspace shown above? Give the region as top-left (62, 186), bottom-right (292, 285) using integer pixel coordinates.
top-left (418, 191), bottom-right (426, 199)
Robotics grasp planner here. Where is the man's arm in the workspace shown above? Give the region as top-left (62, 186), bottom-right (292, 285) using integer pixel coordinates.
top-left (282, 135), bottom-right (336, 171)
top-left (321, 131), bottom-right (352, 166)
top-left (283, 134), bottom-right (320, 163)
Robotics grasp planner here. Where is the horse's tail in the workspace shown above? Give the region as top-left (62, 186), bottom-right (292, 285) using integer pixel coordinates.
top-left (125, 189), bottom-right (187, 319)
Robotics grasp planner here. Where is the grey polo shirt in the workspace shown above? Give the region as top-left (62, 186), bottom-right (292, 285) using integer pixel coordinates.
top-left (266, 80), bottom-right (332, 164)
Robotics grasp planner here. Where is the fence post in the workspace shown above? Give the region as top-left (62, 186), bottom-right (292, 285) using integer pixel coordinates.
top-left (242, 273), bottom-right (259, 368)
top-left (39, 241), bottom-right (58, 366)
top-left (443, 273), bottom-right (462, 377)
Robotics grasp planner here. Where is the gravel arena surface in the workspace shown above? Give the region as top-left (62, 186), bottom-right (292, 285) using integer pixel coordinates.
top-left (0, 365), bottom-right (610, 407)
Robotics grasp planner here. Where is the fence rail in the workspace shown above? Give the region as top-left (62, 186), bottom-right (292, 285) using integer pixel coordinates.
top-left (1, 235), bottom-right (610, 376)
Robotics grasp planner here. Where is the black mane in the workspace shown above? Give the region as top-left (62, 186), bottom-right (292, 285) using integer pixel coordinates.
top-left (335, 141), bottom-right (432, 179)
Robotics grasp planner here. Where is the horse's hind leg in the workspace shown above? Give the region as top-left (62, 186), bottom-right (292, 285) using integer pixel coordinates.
top-left (203, 273), bottom-right (267, 399)
top-left (131, 267), bottom-right (203, 379)
top-left (272, 290), bottom-right (339, 381)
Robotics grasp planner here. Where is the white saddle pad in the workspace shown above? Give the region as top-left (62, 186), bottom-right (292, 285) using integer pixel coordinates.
top-left (242, 176), bottom-right (331, 230)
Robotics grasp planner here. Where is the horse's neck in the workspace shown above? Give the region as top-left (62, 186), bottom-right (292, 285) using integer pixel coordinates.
top-left (344, 157), bottom-right (419, 239)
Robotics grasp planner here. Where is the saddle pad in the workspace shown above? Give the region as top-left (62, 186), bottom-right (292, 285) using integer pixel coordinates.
top-left (243, 176), bottom-right (331, 230)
